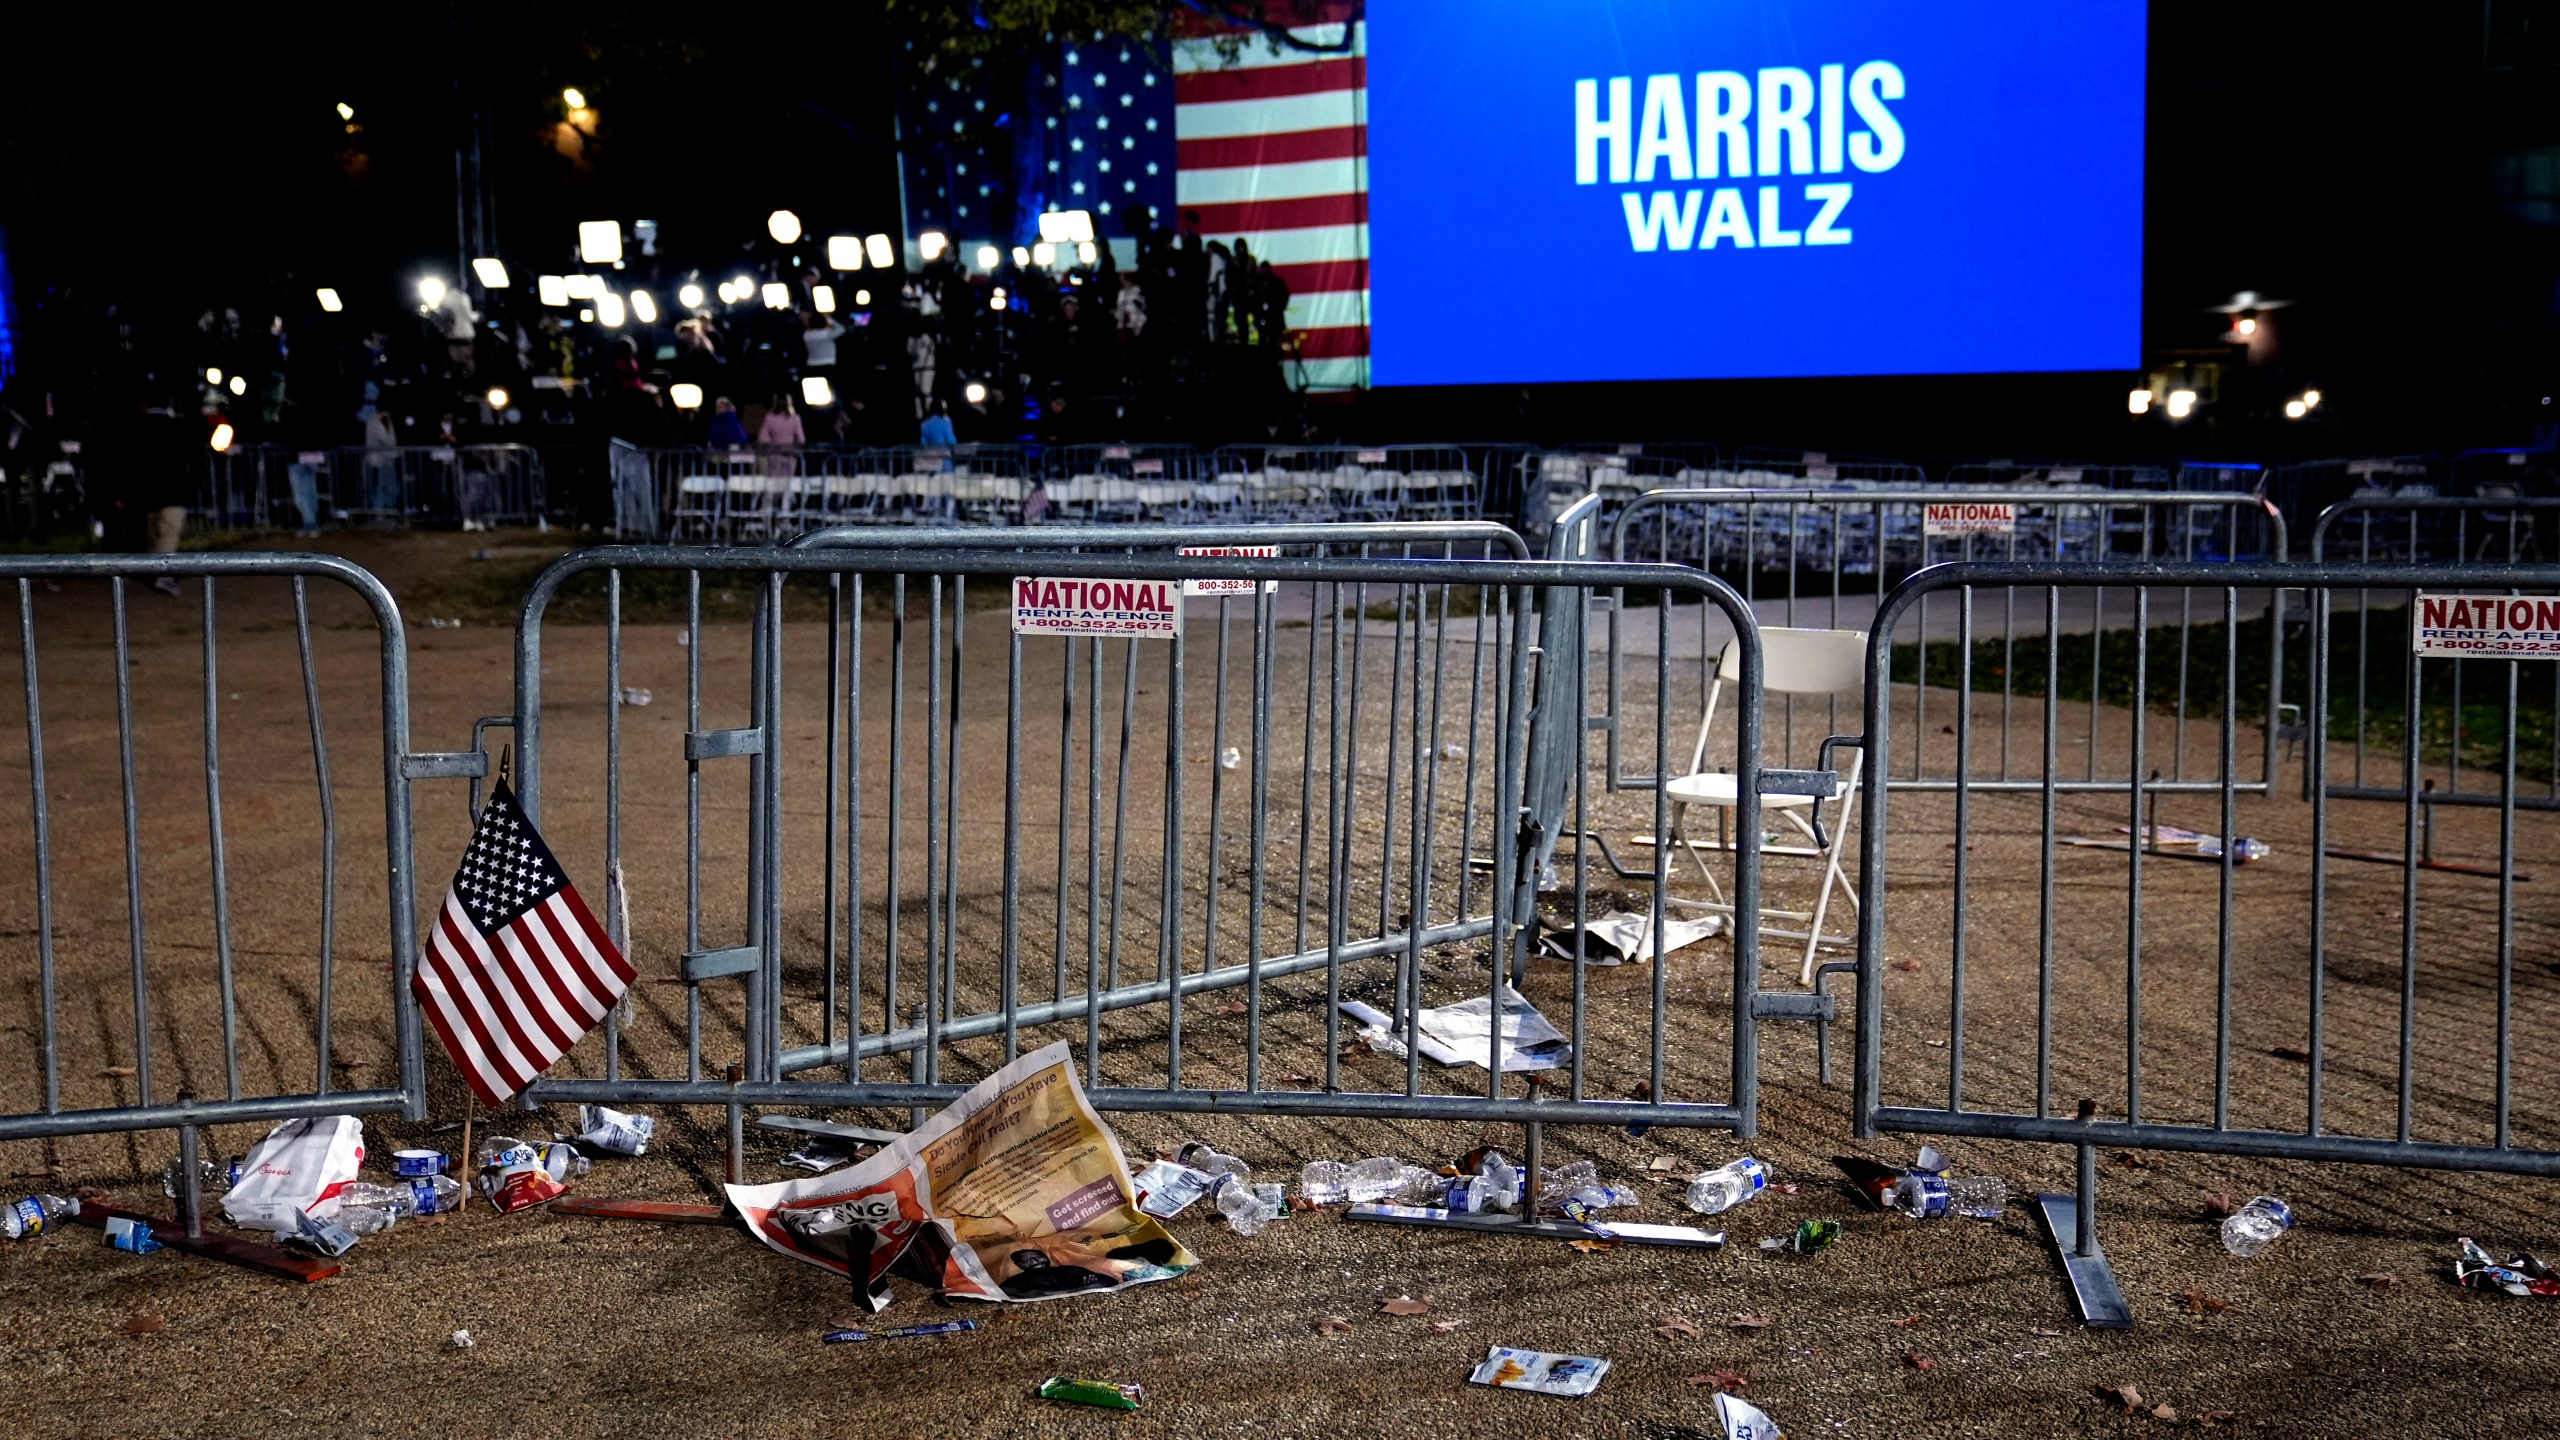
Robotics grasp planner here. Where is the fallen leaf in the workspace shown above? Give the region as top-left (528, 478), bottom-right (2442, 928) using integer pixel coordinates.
top-left (2356, 1272), bottom-right (2399, 1289)
top-left (98, 1066), bottom-right (136, 1078)
top-left (1338, 1039), bottom-right (1374, 1061)
top-left (1428, 1318), bottom-right (1468, 1334)
top-left (2179, 1288), bottom-right (2234, 1316)
top-left (1312, 1316), bottom-right (1355, 1338)
top-left (2096, 1382), bottom-right (2145, 1414)
top-left (1682, 1370), bottom-right (1749, 1393)
top-left (1380, 1295), bottom-right (1431, 1316)
top-left (1652, 1314), bottom-right (1702, 1339)
top-left (1904, 1350), bottom-right (1934, 1370)
top-left (2194, 1410), bottom-right (2237, 1427)
top-left (1281, 1073), bottom-right (1319, 1086)
top-left (1891, 959), bottom-right (1921, 972)
top-left (1569, 1238), bottom-right (1618, 1255)
top-left (74, 1185), bottom-right (114, 1204)
top-left (1647, 1155), bottom-right (1680, 1174)
top-left (2150, 1403), bottom-right (2180, 1423)
top-left (1725, 1311), bottom-right (1775, 1331)
top-left (1286, 1196), bottom-right (1321, 1213)
top-left (2199, 1191), bottom-right (2239, 1219)
top-left (1890, 1314), bottom-right (1925, 1328)
top-left (2112, 1150), bottom-right (2156, 1170)
top-left (2269, 1046), bottom-right (2313, 1063)
top-left (1771, 1183), bottom-right (1802, 1195)
top-left (1217, 999), bottom-right (1247, 1016)
top-left (123, 1313), bottom-right (166, 1338)
top-left (2030, 1326), bottom-right (2064, 1337)
top-left (1628, 1080), bottom-right (1655, 1102)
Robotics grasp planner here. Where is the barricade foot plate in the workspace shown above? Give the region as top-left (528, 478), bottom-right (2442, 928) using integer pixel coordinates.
top-left (67, 1201), bottom-right (339, 1284)
top-left (2035, 1192), bottom-right (2132, 1329)
top-left (551, 1196), bottom-right (734, 1225)
top-left (1345, 1203), bottom-right (1724, 1248)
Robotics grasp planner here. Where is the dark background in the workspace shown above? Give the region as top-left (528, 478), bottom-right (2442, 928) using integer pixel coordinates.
top-left (3, 1), bottom-right (2554, 462)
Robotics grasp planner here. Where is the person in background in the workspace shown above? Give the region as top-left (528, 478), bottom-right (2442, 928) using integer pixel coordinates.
top-left (801, 311), bottom-right (845, 387)
top-left (106, 395), bottom-right (198, 592)
top-left (360, 403), bottom-right (402, 520)
top-left (918, 397), bottom-right (957, 449)
top-left (757, 392), bottom-right (805, 478)
top-left (706, 396), bottom-right (752, 450)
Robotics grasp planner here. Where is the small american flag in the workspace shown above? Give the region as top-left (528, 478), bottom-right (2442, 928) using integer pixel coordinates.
top-left (414, 780), bottom-right (635, 1109)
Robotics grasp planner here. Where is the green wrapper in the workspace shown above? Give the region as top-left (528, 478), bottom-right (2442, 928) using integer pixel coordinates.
top-left (1037, 1376), bottom-right (1144, 1410)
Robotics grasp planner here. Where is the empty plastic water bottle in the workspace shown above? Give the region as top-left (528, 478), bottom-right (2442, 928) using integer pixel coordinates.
top-left (1300, 1160), bottom-right (1353, 1205)
top-left (1214, 1176), bottom-right (1277, 1236)
top-left (1684, 1157), bottom-right (1770, 1215)
top-left (1465, 1152), bottom-right (1520, 1214)
top-left (3, 1194), bottom-right (74, 1240)
top-left (407, 1174), bottom-right (465, 1215)
top-left (2221, 1195), bottom-right (2293, 1258)
top-left (1346, 1156), bottom-right (1407, 1202)
top-left (1538, 1159), bottom-right (1599, 1205)
top-left (2196, 835), bottom-right (2273, 863)
top-left (161, 1155), bottom-right (242, 1200)
top-left (1886, 1173), bottom-right (2009, 1220)
top-left (1177, 1142), bottom-right (1251, 1188)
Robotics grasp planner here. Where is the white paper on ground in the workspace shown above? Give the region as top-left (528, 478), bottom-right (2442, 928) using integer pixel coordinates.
top-left (1716, 1392), bottom-right (1786, 1440)
top-left (1539, 908), bottom-right (1723, 966)
top-left (1339, 985), bottom-right (1570, 1072)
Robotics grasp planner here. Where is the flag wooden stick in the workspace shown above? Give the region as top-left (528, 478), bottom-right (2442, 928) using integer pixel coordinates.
top-left (458, 1098), bottom-right (474, 1216)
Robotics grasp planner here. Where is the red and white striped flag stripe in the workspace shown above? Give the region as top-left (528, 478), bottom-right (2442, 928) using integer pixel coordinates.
top-left (1175, 7), bottom-right (1370, 390)
top-left (414, 781), bottom-right (635, 1109)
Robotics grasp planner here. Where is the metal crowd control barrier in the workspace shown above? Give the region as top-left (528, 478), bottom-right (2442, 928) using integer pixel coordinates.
top-left (0, 554), bottom-right (445, 1230)
top-left (1724, 447), bottom-right (1928, 488)
top-left (507, 544), bottom-right (1788, 1189)
top-left (1940, 460), bottom-right (2173, 491)
top-left (1043, 445), bottom-right (1229, 524)
top-left (2309, 495), bottom-right (2560, 815)
top-left (200, 444), bottom-right (547, 531)
top-left (1850, 559), bottom-right (2560, 1327)
top-left (1602, 488), bottom-right (2290, 797)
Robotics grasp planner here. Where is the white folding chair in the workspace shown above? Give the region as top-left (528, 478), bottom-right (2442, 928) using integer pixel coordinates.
top-left (1661, 626), bottom-right (1866, 985)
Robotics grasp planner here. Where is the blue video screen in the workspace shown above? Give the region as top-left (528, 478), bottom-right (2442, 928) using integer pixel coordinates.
top-left (1364, 1), bottom-right (2148, 384)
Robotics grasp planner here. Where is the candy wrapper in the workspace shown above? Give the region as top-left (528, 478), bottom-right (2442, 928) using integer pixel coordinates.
top-left (1716, 1392), bottom-right (1785, 1440)
top-left (1759, 1218), bottom-right (1842, 1254)
top-left (1467, 1346), bottom-right (1611, 1398)
top-left (2455, 1237), bottom-right (2560, 1296)
top-left (1038, 1377), bottom-right (1143, 1410)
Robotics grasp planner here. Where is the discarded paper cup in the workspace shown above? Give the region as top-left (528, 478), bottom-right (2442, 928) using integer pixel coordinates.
top-left (394, 1148), bottom-right (446, 1178)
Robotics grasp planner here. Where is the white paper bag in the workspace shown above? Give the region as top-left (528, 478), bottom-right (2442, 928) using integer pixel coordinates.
top-left (221, 1116), bottom-right (367, 1231)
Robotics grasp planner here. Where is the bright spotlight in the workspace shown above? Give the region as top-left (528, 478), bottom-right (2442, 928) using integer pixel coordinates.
top-left (564, 273), bottom-right (603, 300)
top-left (2301, 389), bottom-right (2322, 410)
top-left (669, 383), bottom-right (704, 410)
top-left (2235, 316), bottom-right (2258, 337)
top-left (2284, 399), bottom-right (2307, 419)
top-left (801, 376), bottom-right (834, 407)
top-left (854, 289), bottom-right (871, 306)
top-left (537, 275), bottom-right (571, 306)
top-left (578, 308), bottom-right (596, 323)
top-left (227, 375), bottom-right (246, 397)
top-left (677, 283), bottom-right (706, 310)
top-left (315, 288), bottom-right (343, 313)
top-left (760, 282), bottom-right (791, 310)
top-left (2127, 388), bottom-right (2152, 416)
top-left (562, 87), bottom-right (587, 110)
top-left (715, 281), bottom-right (738, 305)
top-left (209, 422), bottom-right (235, 453)
top-left (732, 276), bottom-right (757, 303)
top-left (864, 234), bottom-right (895, 268)
top-left (918, 232), bottom-right (949, 261)
top-left (827, 236), bottom-right (864, 270)
top-left (767, 210), bottom-right (803, 245)
top-left (335, 102), bottom-right (354, 122)
top-left (630, 290), bottom-right (658, 324)
top-left (578, 221), bottom-right (622, 265)
top-left (205, 367), bottom-right (223, 386)
top-left (418, 276), bottom-right (448, 309)
top-left (597, 292), bottom-right (628, 327)
top-left (812, 285), bottom-right (836, 313)
top-left (487, 386), bottom-right (511, 411)
top-left (1032, 242), bottom-right (1056, 267)
top-left (471, 257), bottom-right (509, 288)
top-left (2166, 389), bottom-right (2197, 419)
top-left (1077, 241), bottom-right (1098, 265)
top-left (1011, 246), bottom-right (1029, 267)
top-left (964, 382), bottom-right (988, 405)
top-left (989, 287), bottom-right (1007, 312)
top-left (976, 245), bottom-right (1001, 271)
top-left (1036, 210), bottom-right (1096, 244)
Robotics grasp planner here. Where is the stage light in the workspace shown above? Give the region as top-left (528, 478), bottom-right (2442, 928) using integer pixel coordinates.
top-left (714, 281), bottom-right (737, 305)
top-left (578, 308), bottom-right (595, 323)
top-left (335, 102), bottom-right (354, 121)
top-left (964, 382), bottom-right (987, 404)
top-left (315, 288), bottom-right (343, 313)
top-left (670, 383), bottom-right (704, 410)
top-left (1038, 209), bottom-right (1095, 244)
top-left (919, 232), bottom-right (949, 261)
top-left (1032, 242), bottom-right (1055, 267)
top-left (2166, 389), bottom-right (2197, 419)
top-left (2126, 388), bottom-right (2152, 415)
top-left (812, 285), bottom-right (836, 313)
top-left (205, 367), bottom-right (223, 386)
top-left (989, 288), bottom-right (1007, 312)
top-left (761, 282), bottom-right (791, 309)
top-left (564, 273), bottom-right (602, 300)
top-left (1077, 241), bottom-right (1098, 265)
top-left (418, 276), bottom-right (447, 309)
top-left (209, 422), bottom-right (235, 453)
top-left (579, 220), bottom-right (622, 265)
top-left (472, 257), bottom-right (509, 288)
top-left (2301, 389), bottom-right (2321, 410)
top-left (2284, 399), bottom-right (2307, 419)
top-left (678, 283), bottom-right (706, 310)
top-left (2234, 315), bottom-right (2257, 337)
top-left (1011, 246), bottom-right (1029, 267)
top-left (865, 234), bottom-right (895, 268)
top-left (827, 235), bottom-right (864, 270)
top-left (855, 289), bottom-right (872, 306)
top-left (801, 376), bottom-right (833, 406)
top-left (768, 210), bottom-right (803, 245)
top-left (732, 276), bottom-right (756, 303)
top-left (976, 245), bottom-right (1000, 271)
top-left (562, 87), bottom-right (586, 110)
top-left (537, 275), bottom-right (571, 306)
top-left (597, 292), bottom-right (628, 327)
top-left (227, 375), bottom-right (245, 396)
top-left (630, 290), bottom-right (658, 324)
top-left (487, 386), bottom-right (511, 411)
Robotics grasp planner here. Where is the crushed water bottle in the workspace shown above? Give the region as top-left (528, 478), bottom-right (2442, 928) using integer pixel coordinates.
top-left (1459, 1152), bottom-right (1520, 1214)
top-left (1214, 1176), bottom-right (1279, 1236)
top-left (2221, 1195), bottom-right (2293, 1258)
top-left (336, 1181), bottom-right (417, 1235)
top-left (1346, 1156), bottom-right (1406, 1202)
top-left (161, 1154), bottom-right (242, 1200)
top-left (1300, 1160), bottom-right (1353, 1205)
top-left (1538, 1159), bottom-right (1599, 1205)
top-left (1886, 1173), bottom-right (2009, 1220)
top-left (1176, 1142), bottom-right (1251, 1187)
top-left (2196, 834), bottom-right (2273, 863)
top-left (3, 1194), bottom-right (75, 1240)
top-left (1684, 1157), bottom-right (1770, 1215)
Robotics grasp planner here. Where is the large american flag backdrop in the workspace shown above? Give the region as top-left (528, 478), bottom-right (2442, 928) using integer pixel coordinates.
top-left (902, 3), bottom-right (1370, 390)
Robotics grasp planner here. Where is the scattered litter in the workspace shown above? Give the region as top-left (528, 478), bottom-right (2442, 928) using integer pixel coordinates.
top-left (1312, 1315), bottom-right (1356, 1337)
top-left (782, 1144), bottom-right (854, 1174)
top-left (1830, 1154), bottom-right (1900, 1211)
top-left (1471, 1346), bottom-right (1610, 1398)
top-left (223, 1116), bottom-right (367, 1232)
top-left (675, 632), bottom-right (690, 647)
top-left (823, 1319), bottom-right (978, 1343)
top-left (1380, 1294), bottom-right (1431, 1316)
top-left (2057, 824), bottom-right (2269, 863)
top-left (1684, 1370), bottom-right (1748, 1392)
top-left (1038, 1377), bottom-right (1142, 1411)
top-left (98, 1065), bottom-right (135, 1078)
top-left (288, 1206), bottom-right (361, 1256)
top-left (2455, 1238), bottom-right (2560, 1296)
top-left (1568, 1238), bottom-right (1618, 1255)
top-left (3, 1194), bottom-right (75, 1240)
top-left (1219, 746), bottom-right (1241, 770)
top-left (2179, 1288), bottom-right (2235, 1316)
top-left (393, 1149), bottom-right (449, 1178)
top-left (103, 1216), bottom-right (161, 1254)
top-left (1429, 1318), bottom-right (1468, 1333)
top-left (1440, 741), bottom-right (1467, 760)
top-left (2198, 1190), bottom-right (2239, 1219)
top-left (123, 1312), bottom-right (166, 1338)
top-left (475, 1137), bottom-right (573, 1215)
top-left (1685, 1157), bottom-right (1769, 1215)
top-left (1539, 908), bottom-right (1722, 966)
top-left (426, 617), bottom-right (463, 629)
top-left (1214, 1174), bottom-right (1280, 1236)
top-left (1886, 1169), bottom-right (2008, 1220)
top-left (2095, 1382), bottom-right (2146, 1414)
top-left (620, 688), bottom-right (653, 706)
top-left (1726, 1311), bottom-right (1774, 1331)
top-left (447, 1330), bottom-right (475, 1351)
top-left (1713, 1393), bottom-right (1784, 1440)
top-left (1339, 984), bottom-right (1570, 1072)
top-left (1129, 1160), bottom-right (1215, 1218)
top-left (2219, 1195), bottom-right (2291, 1257)
top-left (1759, 1219), bottom-right (1842, 1255)
top-left (1904, 1350), bottom-right (1934, 1370)
top-left (1652, 1314), bottom-right (1702, 1339)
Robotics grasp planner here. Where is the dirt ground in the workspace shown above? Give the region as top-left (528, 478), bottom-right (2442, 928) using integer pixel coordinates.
top-left (3, 527), bottom-right (2558, 1440)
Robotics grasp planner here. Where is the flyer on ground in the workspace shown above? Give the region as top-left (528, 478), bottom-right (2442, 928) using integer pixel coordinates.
top-left (726, 1041), bottom-right (1198, 1306)
top-left (2412, 593), bottom-right (2560, 659)
top-left (1012, 576), bottom-right (1183, 637)
top-left (1923, 502), bottom-right (2016, 538)
top-left (1180, 544), bottom-right (1280, 596)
